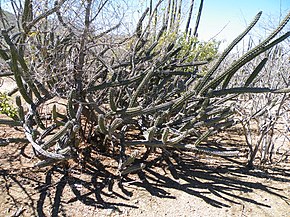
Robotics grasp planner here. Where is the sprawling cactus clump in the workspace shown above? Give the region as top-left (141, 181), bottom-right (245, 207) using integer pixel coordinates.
top-left (0, 0), bottom-right (289, 174)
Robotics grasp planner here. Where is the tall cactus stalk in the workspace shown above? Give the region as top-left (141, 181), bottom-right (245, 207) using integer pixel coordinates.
top-left (0, 1), bottom-right (289, 173)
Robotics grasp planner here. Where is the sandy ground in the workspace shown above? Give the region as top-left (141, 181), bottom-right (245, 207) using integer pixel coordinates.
top-left (0, 77), bottom-right (17, 93)
top-left (0, 124), bottom-right (289, 217)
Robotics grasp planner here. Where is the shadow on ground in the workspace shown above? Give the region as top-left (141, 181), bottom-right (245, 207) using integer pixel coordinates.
top-left (1, 143), bottom-right (290, 216)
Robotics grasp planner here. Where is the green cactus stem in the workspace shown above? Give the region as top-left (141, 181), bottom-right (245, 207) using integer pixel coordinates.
top-left (144, 126), bottom-right (156, 142)
top-left (129, 66), bottom-right (156, 107)
top-left (211, 87), bottom-right (271, 96)
top-left (67, 90), bottom-right (76, 119)
top-left (124, 140), bottom-right (164, 148)
top-left (108, 118), bottom-right (123, 139)
top-left (41, 120), bottom-right (73, 150)
top-left (164, 130), bottom-right (189, 146)
top-left (120, 150), bottom-right (139, 169)
top-left (1, 30), bottom-right (42, 100)
top-left (25, 129), bottom-right (67, 160)
top-left (193, 128), bottom-right (215, 146)
top-left (97, 114), bottom-right (108, 134)
top-left (120, 163), bottom-right (145, 176)
top-left (34, 156), bottom-right (72, 168)
top-left (244, 58), bottom-right (268, 87)
top-left (161, 127), bottom-right (170, 144)
top-left (194, 11), bottom-right (263, 94)
top-left (206, 32), bottom-right (290, 93)
top-left (87, 73), bottom-right (144, 92)
top-left (109, 89), bottom-right (117, 112)
top-left (124, 139), bottom-right (239, 157)
top-left (34, 111), bottom-right (46, 130)
top-left (52, 105), bottom-right (66, 126)
top-left (15, 96), bottom-right (24, 122)
top-left (8, 59), bottom-right (33, 104)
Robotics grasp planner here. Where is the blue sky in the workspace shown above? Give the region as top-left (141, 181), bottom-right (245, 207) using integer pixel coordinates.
top-left (126, 0), bottom-right (289, 48)
top-left (1, 0), bottom-right (289, 47)
top-left (197, 0), bottom-right (290, 46)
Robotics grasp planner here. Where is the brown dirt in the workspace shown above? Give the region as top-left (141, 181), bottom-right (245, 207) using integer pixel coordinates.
top-left (0, 122), bottom-right (290, 217)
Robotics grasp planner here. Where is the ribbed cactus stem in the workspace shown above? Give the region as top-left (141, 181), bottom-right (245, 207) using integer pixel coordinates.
top-left (52, 105), bottom-right (60, 125)
top-left (8, 59), bottom-right (33, 104)
top-left (194, 11), bottom-right (263, 94)
top-left (258, 11), bottom-right (290, 48)
top-left (41, 121), bottom-right (73, 150)
top-left (161, 127), bottom-right (170, 144)
top-left (25, 129), bottom-right (67, 160)
top-left (34, 156), bottom-right (72, 168)
top-left (120, 163), bottom-right (145, 176)
top-left (67, 90), bottom-right (76, 119)
top-left (115, 100), bottom-right (176, 117)
top-left (193, 128), bottom-right (215, 146)
top-left (205, 111), bottom-right (233, 126)
top-left (179, 116), bottom-right (198, 131)
top-left (129, 66), bottom-right (156, 107)
top-left (211, 87), bottom-right (271, 96)
top-left (87, 73), bottom-right (143, 92)
top-left (109, 118), bottom-right (123, 133)
top-left (145, 41), bottom-right (158, 56)
top-left (202, 32), bottom-right (290, 94)
top-left (174, 144), bottom-right (240, 157)
top-left (109, 89), bottom-right (117, 112)
top-left (205, 107), bottom-right (232, 117)
top-left (34, 111), bottom-right (46, 130)
top-left (144, 126), bottom-right (156, 142)
top-left (15, 96), bottom-right (24, 122)
top-left (165, 130), bottom-right (189, 146)
top-left (38, 124), bottom-right (58, 141)
top-left (245, 58), bottom-right (268, 87)
top-left (2, 30), bottom-right (42, 100)
top-left (125, 140), bottom-right (164, 147)
top-left (120, 150), bottom-right (139, 169)
top-left (97, 114), bottom-right (108, 134)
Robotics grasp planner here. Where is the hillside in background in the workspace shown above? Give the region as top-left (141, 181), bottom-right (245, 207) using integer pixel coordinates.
top-left (0, 10), bottom-right (17, 71)
top-left (0, 9), bottom-right (17, 29)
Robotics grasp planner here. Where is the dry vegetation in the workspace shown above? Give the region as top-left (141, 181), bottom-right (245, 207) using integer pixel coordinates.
top-left (0, 0), bottom-right (290, 216)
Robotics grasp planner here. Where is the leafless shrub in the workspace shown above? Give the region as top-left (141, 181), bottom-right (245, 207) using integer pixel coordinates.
top-left (0, 0), bottom-right (289, 173)
top-left (231, 40), bottom-right (290, 168)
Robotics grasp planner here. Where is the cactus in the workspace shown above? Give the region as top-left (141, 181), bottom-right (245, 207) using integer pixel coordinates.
top-left (120, 163), bottom-right (145, 176)
top-left (194, 11), bottom-right (263, 94)
top-left (41, 121), bottom-right (73, 150)
top-left (244, 58), bottom-right (268, 87)
top-left (129, 66), bottom-right (156, 107)
top-left (120, 150), bottom-right (139, 169)
top-left (15, 96), bottom-right (24, 122)
top-left (0, 1), bottom-right (289, 173)
top-left (109, 89), bottom-right (118, 112)
top-left (97, 114), bottom-right (108, 135)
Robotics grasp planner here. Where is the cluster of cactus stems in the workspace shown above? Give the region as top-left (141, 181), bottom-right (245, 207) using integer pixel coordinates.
top-left (0, 0), bottom-right (289, 175)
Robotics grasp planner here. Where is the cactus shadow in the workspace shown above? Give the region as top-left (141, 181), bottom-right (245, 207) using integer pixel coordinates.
top-left (2, 142), bottom-right (289, 216)
top-left (123, 155), bottom-right (290, 208)
top-left (35, 159), bottom-right (138, 216)
top-left (33, 152), bottom-right (290, 215)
